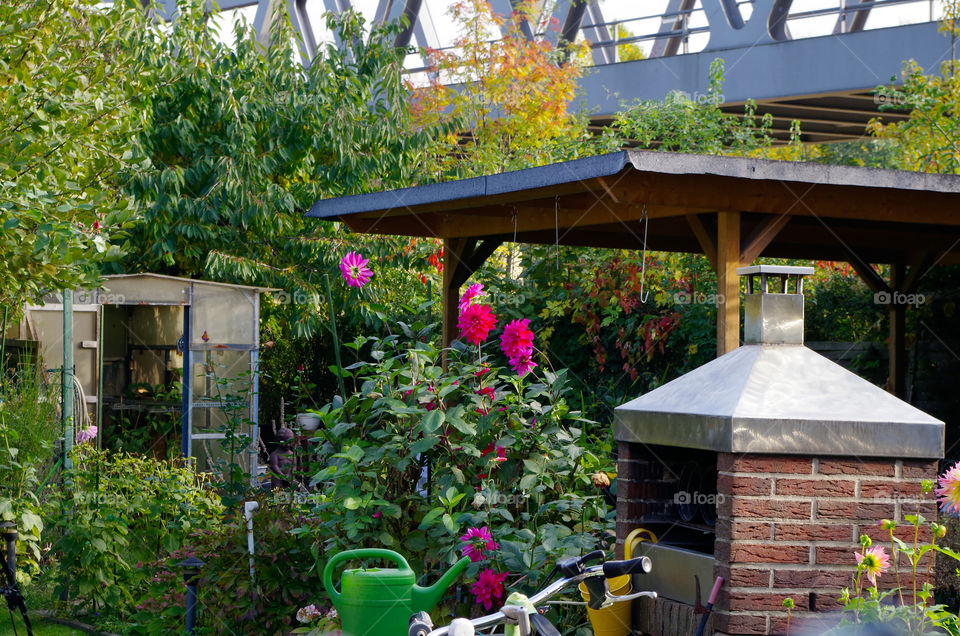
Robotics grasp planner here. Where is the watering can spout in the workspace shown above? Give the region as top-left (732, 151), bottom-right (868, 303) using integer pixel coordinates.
top-left (412, 557), bottom-right (470, 611)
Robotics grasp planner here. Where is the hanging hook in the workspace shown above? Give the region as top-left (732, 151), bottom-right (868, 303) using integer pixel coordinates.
top-left (639, 206), bottom-right (650, 303)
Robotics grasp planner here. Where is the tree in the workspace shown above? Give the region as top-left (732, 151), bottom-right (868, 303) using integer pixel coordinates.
top-left (866, 1), bottom-right (960, 173)
top-left (122, 2), bottom-right (439, 337)
top-left (0, 0), bottom-right (151, 308)
top-left (409, 0), bottom-right (618, 179)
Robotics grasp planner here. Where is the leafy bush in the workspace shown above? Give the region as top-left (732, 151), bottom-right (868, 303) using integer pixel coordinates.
top-left (295, 314), bottom-right (613, 622)
top-left (130, 496), bottom-right (323, 635)
top-left (45, 447), bottom-right (223, 619)
top-left (0, 367), bottom-right (61, 582)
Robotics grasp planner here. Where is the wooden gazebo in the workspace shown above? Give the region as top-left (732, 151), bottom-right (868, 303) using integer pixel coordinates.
top-left (308, 151), bottom-right (960, 397)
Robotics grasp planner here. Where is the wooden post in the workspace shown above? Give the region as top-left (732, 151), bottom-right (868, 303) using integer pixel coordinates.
top-left (716, 212), bottom-right (741, 356)
top-left (441, 238), bottom-right (465, 351)
top-left (888, 262), bottom-right (906, 397)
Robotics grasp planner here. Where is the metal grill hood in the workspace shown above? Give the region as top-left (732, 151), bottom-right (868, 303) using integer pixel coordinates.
top-left (614, 266), bottom-right (944, 459)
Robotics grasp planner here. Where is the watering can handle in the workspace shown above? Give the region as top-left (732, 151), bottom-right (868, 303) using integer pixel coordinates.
top-left (323, 548), bottom-right (411, 602)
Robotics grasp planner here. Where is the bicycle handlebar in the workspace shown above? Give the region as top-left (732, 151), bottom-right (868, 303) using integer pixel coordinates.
top-left (602, 556), bottom-right (652, 578)
top-left (421, 557), bottom-right (656, 636)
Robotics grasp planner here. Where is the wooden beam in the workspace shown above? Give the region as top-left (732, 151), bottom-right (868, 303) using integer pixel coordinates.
top-left (740, 214), bottom-right (791, 265)
top-left (847, 259), bottom-right (891, 296)
top-left (686, 214), bottom-right (717, 270)
top-left (442, 238), bottom-right (470, 351)
top-left (716, 212), bottom-right (741, 356)
top-left (888, 262), bottom-right (906, 398)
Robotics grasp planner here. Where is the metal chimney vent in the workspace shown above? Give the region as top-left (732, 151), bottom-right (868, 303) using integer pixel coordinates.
top-left (739, 265), bottom-right (812, 345)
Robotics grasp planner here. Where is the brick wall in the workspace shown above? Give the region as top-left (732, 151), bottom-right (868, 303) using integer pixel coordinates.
top-left (713, 453), bottom-right (938, 635)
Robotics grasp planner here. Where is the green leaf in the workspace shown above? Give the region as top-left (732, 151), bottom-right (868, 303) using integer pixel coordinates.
top-left (418, 506), bottom-right (445, 529)
top-left (421, 410), bottom-right (444, 434)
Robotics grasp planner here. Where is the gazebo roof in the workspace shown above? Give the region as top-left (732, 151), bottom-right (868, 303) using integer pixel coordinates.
top-left (307, 150), bottom-right (960, 264)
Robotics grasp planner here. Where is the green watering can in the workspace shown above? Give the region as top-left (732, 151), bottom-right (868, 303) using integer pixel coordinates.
top-left (323, 548), bottom-right (470, 636)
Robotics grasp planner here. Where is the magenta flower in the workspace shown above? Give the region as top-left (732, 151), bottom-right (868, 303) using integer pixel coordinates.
top-left (458, 303), bottom-right (498, 346)
top-left (460, 526), bottom-right (499, 563)
top-left (937, 461), bottom-right (960, 516)
top-left (476, 386), bottom-right (495, 401)
top-left (76, 425), bottom-right (97, 445)
top-left (470, 568), bottom-right (509, 610)
top-left (500, 319), bottom-right (535, 359)
top-left (494, 446), bottom-right (506, 463)
top-left (459, 283), bottom-right (486, 310)
top-left (339, 252), bottom-right (373, 288)
top-left (508, 350), bottom-right (537, 377)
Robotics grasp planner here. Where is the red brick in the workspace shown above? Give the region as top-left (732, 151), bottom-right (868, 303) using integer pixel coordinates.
top-left (817, 501), bottom-right (893, 521)
top-left (731, 499), bottom-right (811, 520)
top-left (730, 521), bottom-right (772, 540)
top-left (719, 454), bottom-right (812, 475)
top-left (718, 473), bottom-right (772, 496)
top-left (860, 480), bottom-right (924, 499)
top-left (772, 568), bottom-right (853, 588)
top-left (722, 542), bottom-right (810, 564)
top-left (774, 523), bottom-right (854, 542)
top-left (816, 546), bottom-right (859, 565)
top-left (776, 478), bottom-right (856, 497)
top-left (714, 611), bottom-right (768, 634)
top-left (818, 459), bottom-right (895, 477)
top-left (717, 565), bottom-right (771, 587)
top-left (726, 591), bottom-right (809, 611)
top-left (902, 460), bottom-right (938, 479)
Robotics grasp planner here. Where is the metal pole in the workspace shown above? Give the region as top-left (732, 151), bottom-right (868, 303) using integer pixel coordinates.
top-left (62, 290), bottom-right (74, 472)
top-left (1, 521), bottom-right (15, 576)
top-left (178, 557), bottom-right (204, 635)
top-left (96, 305), bottom-right (104, 451)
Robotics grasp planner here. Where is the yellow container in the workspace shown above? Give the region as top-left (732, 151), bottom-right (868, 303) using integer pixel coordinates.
top-left (578, 528), bottom-right (658, 636)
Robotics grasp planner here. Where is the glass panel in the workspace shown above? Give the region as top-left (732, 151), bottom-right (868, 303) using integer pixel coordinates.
top-left (191, 432), bottom-right (253, 475)
top-left (191, 284), bottom-right (256, 347)
top-left (189, 350), bottom-right (253, 401)
top-left (99, 276), bottom-right (190, 305)
top-left (190, 405), bottom-right (253, 435)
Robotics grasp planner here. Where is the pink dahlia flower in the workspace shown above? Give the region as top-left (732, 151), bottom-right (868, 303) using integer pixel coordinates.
top-left (937, 461), bottom-right (960, 516)
top-left (458, 303), bottom-right (497, 346)
top-left (459, 283), bottom-right (486, 310)
top-left (460, 526), bottom-right (499, 563)
top-left (508, 350), bottom-right (537, 377)
top-left (470, 568), bottom-right (508, 610)
top-left (855, 545), bottom-right (891, 587)
top-left (339, 252), bottom-right (372, 288)
top-left (500, 319), bottom-right (535, 360)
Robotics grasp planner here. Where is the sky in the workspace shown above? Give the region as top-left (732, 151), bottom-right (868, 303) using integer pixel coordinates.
top-left (209, 0), bottom-right (944, 65)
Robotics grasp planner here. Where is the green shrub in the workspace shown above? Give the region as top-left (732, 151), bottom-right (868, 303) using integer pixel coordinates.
top-left (295, 320), bottom-right (613, 621)
top-left (45, 447), bottom-right (223, 619)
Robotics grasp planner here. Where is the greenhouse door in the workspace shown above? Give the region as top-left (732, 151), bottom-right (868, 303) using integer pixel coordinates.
top-left (184, 283), bottom-right (260, 480)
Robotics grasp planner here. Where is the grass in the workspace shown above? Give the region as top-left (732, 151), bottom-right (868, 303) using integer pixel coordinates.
top-left (0, 616), bottom-right (92, 636)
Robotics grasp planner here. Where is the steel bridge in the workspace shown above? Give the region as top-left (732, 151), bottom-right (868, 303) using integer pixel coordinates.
top-left (152, 0), bottom-right (957, 142)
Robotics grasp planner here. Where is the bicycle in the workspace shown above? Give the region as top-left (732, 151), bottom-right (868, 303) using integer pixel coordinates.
top-left (408, 550), bottom-right (657, 636)
top-left (1, 522), bottom-right (32, 636)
